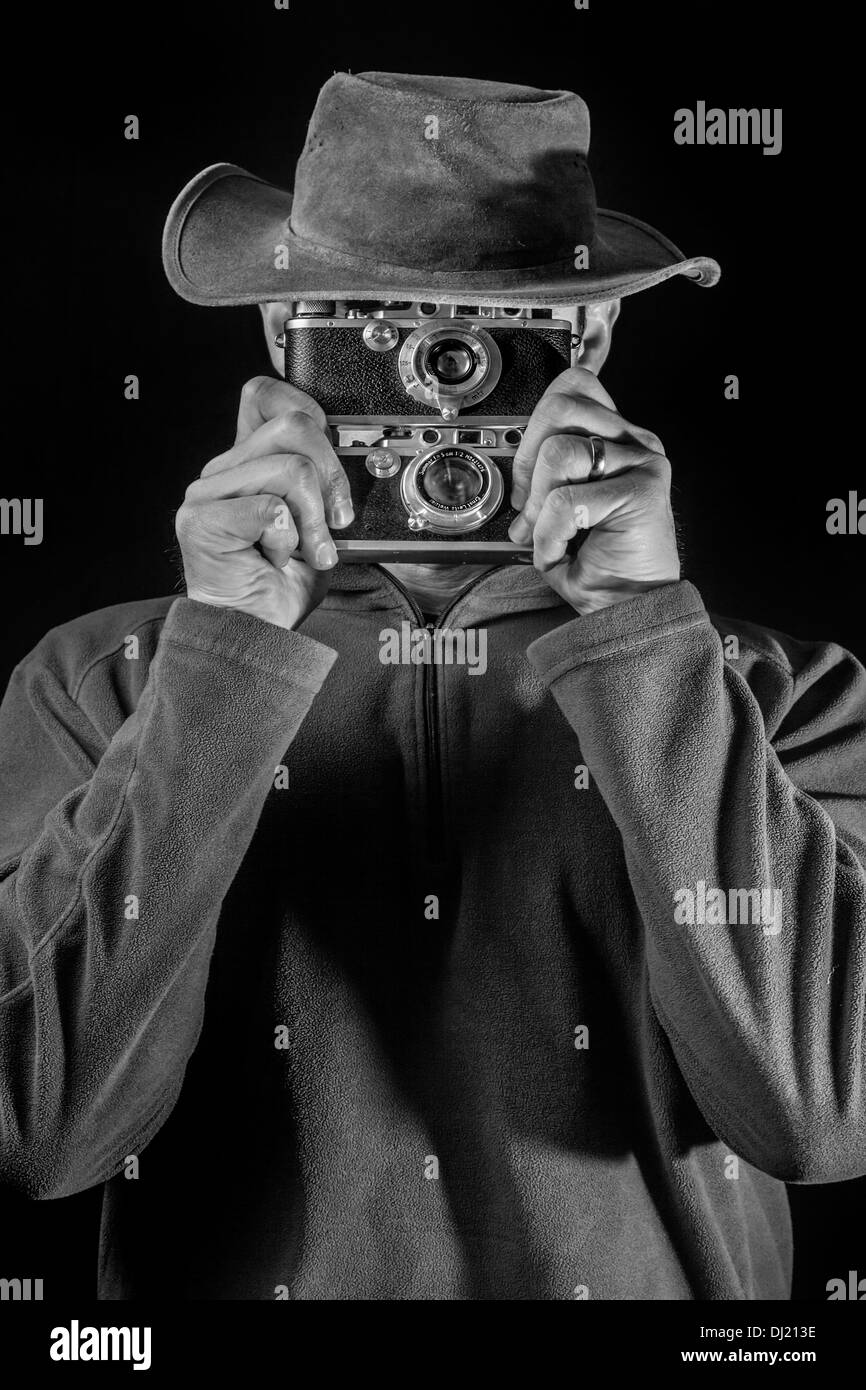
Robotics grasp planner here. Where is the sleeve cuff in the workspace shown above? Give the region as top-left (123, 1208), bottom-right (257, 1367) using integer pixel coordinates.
top-left (160, 597), bottom-right (338, 693)
top-left (527, 581), bottom-right (710, 685)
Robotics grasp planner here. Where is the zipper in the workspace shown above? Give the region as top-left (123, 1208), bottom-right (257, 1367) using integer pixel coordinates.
top-left (423, 622), bottom-right (443, 859)
top-left (376, 567), bottom-right (494, 871)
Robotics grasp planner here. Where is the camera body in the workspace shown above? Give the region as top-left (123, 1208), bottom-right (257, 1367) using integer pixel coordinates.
top-left (280, 300), bottom-right (577, 561)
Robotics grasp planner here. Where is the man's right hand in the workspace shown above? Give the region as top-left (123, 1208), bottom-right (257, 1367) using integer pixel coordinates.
top-left (176, 377), bottom-right (354, 631)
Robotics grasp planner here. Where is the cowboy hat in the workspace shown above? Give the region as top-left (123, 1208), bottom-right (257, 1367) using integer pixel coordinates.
top-left (162, 71), bottom-right (720, 308)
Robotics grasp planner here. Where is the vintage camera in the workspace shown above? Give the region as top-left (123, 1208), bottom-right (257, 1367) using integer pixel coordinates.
top-left (278, 300), bottom-right (581, 561)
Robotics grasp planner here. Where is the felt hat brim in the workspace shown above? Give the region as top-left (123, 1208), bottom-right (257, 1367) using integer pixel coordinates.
top-left (163, 163), bottom-right (721, 308)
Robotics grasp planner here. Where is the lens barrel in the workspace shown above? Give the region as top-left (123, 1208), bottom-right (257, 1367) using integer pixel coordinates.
top-left (399, 323), bottom-right (502, 418)
top-left (401, 444), bottom-right (504, 533)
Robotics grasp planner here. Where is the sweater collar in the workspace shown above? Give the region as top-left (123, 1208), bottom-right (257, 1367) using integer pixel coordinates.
top-left (320, 562), bottom-right (569, 626)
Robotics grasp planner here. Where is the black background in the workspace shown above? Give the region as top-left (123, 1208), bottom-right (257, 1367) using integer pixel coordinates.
top-left (1, 0), bottom-right (863, 1300)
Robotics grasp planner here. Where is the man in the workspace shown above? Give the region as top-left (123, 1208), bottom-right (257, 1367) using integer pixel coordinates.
top-left (0, 72), bottom-right (863, 1301)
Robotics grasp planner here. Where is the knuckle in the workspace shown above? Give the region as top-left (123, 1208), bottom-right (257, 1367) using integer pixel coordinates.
top-left (646, 451), bottom-right (672, 483)
top-left (284, 407), bottom-right (314, 429)
top-left (275, 409), bottom-right (313, 444)
top-left (537, 432), bottom-right (579, 472)
top-left (293, 391), bottom-right (326, 428)
top-left (540, 391), bottom-right (576, 427)
top-left (285, 451), bottom-right (316, 482)
top-left (287, 455), bottom-right (326, 507)
top-left (175, 502), bottom-right (203, 539)
top-left (551, 366), bottom-right (590, 393)
top-left (241, 375), bottom-right (271, 408)
top-left (329, 470), bottom-right (352, 503)
top-left (632, 424), bottom-right (664, 453)
top-left (547, 485), bottom-right (576, 513)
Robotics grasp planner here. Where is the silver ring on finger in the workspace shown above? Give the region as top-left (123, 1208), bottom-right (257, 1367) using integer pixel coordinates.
top-left (587, 435), bottom-right (606, 480)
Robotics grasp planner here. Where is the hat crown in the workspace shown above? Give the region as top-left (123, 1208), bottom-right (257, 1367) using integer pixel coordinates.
top-left (289, 71), bottom-right (597, 273)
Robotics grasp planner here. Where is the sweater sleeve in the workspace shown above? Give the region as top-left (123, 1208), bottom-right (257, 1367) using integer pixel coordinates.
top-left (527, 580), bottom-right (866, 1185)
top-left (0, 597), bottom-right (336, 1198)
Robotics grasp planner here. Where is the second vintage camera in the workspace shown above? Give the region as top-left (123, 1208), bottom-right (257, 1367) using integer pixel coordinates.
top-left (278, 300), bottom-right (581, 561)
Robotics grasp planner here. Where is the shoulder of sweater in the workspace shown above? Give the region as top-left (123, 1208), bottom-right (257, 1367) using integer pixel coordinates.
top-left (707, 609), bottom-right (864, 700)
top-left (15, 596), bottom-right (177, 703)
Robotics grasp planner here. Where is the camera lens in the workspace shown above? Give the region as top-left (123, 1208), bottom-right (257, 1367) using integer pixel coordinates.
top-left (425, 339), bottom-right (477, 385)
top-left (421, 452), bottom-right (485, 509)
top-left (400, 323), bottom-right (502, 415)
top-left (402, 445), bottom-right (503, 532)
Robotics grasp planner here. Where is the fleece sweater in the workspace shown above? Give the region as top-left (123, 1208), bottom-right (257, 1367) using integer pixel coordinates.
top-left (0, 565), bottom-right (864, 1301)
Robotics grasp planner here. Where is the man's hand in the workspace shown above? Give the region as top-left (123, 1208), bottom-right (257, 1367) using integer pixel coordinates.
top-left (508, 367), bottom-right (679, 615)
top-left (176, 377), bottom-right (354, 631)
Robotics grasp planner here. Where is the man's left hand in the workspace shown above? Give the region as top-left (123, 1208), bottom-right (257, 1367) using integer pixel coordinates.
top-left (508, 367), bottom-right (680, 615)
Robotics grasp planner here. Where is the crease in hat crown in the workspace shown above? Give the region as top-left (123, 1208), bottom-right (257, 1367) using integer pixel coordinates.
top-left (162, 70), bottom-right (721, 308)
top-left (287, 72), bottom-right (597, 273)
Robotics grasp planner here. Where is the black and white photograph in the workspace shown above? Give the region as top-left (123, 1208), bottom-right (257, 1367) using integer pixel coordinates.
top-left (0, 0), bottom-right (863, 1362)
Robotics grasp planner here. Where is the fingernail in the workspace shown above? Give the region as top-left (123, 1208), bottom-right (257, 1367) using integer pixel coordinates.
top-left (331, 501), bottom-right (354, 528)
top-left (509, 516), bottom-right (532, 544)
top-left (316, 540), bottom-right (338, 568)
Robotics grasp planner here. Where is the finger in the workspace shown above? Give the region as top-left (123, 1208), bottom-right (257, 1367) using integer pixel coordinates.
top-left (190, 451), bottom-right (326, 506)
top-left (182, 492), bottom-right (332, 574)
top-left (512, 389), bottom-right (663, 508)
top-left (235, 375), bottom-right (327, 443)
top-left (177, 492), bottom-right (296, 556)
top-left (510, 436), bottom-right (658, 543)
top-left (269, 454), bottom-right (337, 571)
top-left (201, 415), bottom-right (354, 528)
top-left (531, 474), bottom-right (650, 571)
top-left (259, 498), bottom-right (300, 571)
top-left (540, 365), bottom-right (619, 413)
top-left (187, 453), bottom-right (339, 570)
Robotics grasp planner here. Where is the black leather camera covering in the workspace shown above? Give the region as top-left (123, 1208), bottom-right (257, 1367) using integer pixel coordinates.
top-left (285, 325), bottom-right (571, 417)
